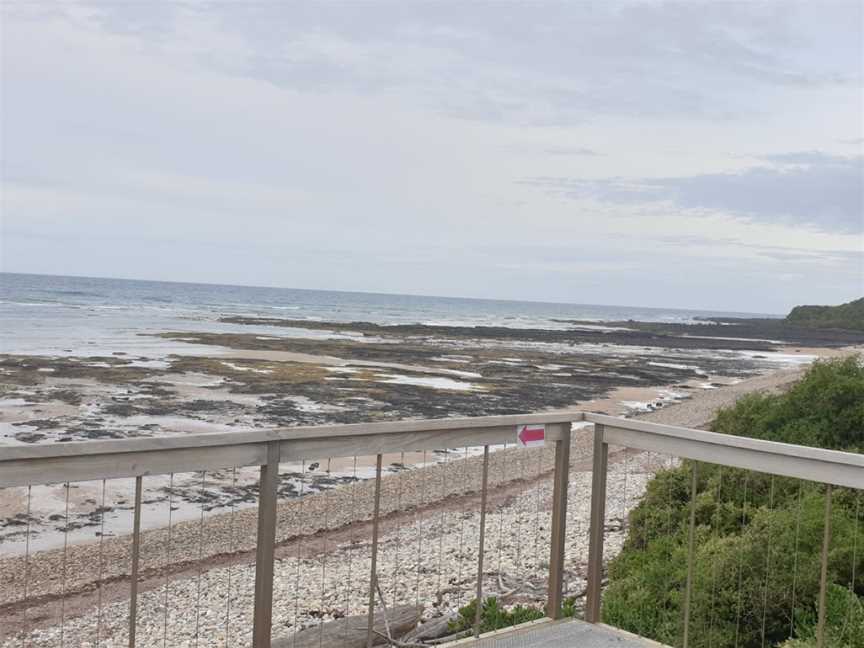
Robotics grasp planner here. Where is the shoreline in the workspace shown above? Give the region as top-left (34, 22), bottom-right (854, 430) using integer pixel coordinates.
top-left (3, 316), bottom-right (851, 555)
top-left (0, 360), bottom-right (816, 557)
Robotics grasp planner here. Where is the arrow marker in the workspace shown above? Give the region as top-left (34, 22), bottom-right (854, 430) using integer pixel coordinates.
top-left (517, 424), bottom-right (546, 447)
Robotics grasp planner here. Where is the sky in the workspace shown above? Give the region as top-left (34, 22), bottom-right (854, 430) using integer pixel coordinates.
top-left (1, 1), bottom-right (862, 314)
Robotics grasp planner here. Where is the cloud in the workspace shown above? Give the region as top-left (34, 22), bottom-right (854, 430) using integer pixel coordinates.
top-left (543, 146), bottom-right (601, 157)
top-left (653, 234), bottom-right (862, 267)
top-left (760, 150), bottom-right (854, 165)
top-left (523, 152), bottom-right (864, 234)
top-left (28, 0), bottom-right (861, 127)
top-left (2, 2), bottom-right (862, 312)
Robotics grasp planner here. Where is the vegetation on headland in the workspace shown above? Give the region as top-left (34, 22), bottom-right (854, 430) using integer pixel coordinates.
top-left (603, 357), bottom-right (864, 647)
top-left (786, 297), bottom-right (864, 332)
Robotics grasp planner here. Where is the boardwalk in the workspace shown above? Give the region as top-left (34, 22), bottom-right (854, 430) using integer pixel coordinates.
top-left (472, 619), bottom-right (661, 647)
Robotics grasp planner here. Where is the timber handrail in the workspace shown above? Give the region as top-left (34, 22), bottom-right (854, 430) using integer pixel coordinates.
top-left (586, 413), bottom-right (864, 489)
top-left (0, 411), bottom-right (584, 487)
top-left (2, 410), bottom-right (862, 487)
top-left (0, 410), bottom-right (586, 460)
top-left (584, 413), bottom-right (864, 645)
top-left (2, 410), bottom-right (584, 648)
top-left (4, 409), bottom-right (863, 648)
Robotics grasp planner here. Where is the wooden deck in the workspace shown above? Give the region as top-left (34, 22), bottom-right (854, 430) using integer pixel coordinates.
top-left (461, 619), bottom-right (663, 647)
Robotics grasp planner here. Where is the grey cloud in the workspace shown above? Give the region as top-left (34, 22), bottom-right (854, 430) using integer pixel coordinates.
top-left (655, 234), bottom-right (861, 265)
top-left (543, 147), bottom-right (601, 157)
top-left (751, 247), bottom-right (861, 265)
top-left (46, 1), bottom-right (863, 126)
top-left (3, 2), bottom-right (862, 312)
top-left (524, 153), bottom-right (864, 234)
top-left (760, 150), bottom-right (853, 165)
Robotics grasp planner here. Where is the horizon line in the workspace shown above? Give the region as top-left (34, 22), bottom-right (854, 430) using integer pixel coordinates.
top-left (0, 270), bottom-right (783, 318)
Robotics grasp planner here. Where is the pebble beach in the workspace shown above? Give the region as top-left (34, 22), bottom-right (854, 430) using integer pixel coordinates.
top-left (0, 364), bottom-right (820, 647)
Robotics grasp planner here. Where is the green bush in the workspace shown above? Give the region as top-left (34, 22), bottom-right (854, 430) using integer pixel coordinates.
top-left (780, 585), bottom-right (864, 648)
top-left (603, 357), bottom-right (864, 648)
top-left (786, 298), bottom-right (864, 331)
top-left (447, 596), bottom-right (545, 635)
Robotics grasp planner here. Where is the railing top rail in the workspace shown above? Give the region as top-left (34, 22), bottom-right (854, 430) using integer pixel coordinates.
top-left (2, 409), bottom-right (860, 488)
top-left (587, 413), bottom-right (864, 468)
top-left (0, 410), bottom-right (585, 463)
top-left (587, 412), bottom-right (864, 489)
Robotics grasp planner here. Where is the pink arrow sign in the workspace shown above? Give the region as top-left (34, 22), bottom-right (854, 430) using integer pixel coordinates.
top-left (517, 424), bottom-right (545, 447)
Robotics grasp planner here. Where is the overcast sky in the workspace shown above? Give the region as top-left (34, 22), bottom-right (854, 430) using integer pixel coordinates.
top-left (1, 1), bottom-right (862, 314)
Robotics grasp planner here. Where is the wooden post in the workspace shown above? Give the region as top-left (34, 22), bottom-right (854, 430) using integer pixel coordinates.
top-left (474, 446), bottom-right (491, 637)
top-left (682, 463), bottom-right (699, 648)
top-left (547, 425), bottom-right (572, 619)
top-left (366, 454), bottom-right (384, 648)
top-left (816, 484), bottom-right (833, 648)
top-left (585, 424), bottom-right (608, 623)
top-left (128, 475), bottom-right (143, 648)
top-left (252, 441), bottom-right (280, 648)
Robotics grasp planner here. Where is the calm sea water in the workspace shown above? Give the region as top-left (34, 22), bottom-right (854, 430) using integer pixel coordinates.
top-left (0, 273), bottom-right (776, 359)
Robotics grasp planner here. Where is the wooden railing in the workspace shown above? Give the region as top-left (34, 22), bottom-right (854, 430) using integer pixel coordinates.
top-left (2, 411), bottom-right (862, 647)
top-left (583, 413), bottom-right (864, 648)
top-left (0, 411), bottom-right (580, 647)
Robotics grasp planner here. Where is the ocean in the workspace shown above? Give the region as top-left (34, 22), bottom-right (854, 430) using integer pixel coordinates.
top-left (0, 272), bottom-right (775, 359)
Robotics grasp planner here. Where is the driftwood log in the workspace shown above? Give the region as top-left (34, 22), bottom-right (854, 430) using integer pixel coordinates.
top-left (272, 605), bottom-right (423, 648)
top-left (398, 612), bottom-right (457, 643)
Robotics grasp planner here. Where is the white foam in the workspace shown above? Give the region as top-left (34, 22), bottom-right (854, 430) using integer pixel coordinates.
top-left (157, 374), bottom-right (226, 388)
top-left (648, 361), bottom-right (701, 371)
top-left (287, 396), bottom-right (350, 413)
top-left (738, 351), bottom-right (817, 365)
top-left (682, 334), bottom-right (784, 344)
top-left (432, 355), bottom-right (474, 363)
top-left (221, 361), bottom-right (272, 374)
top-left (0, 398), bottom-right (29, 407)
top-left (0, 422), bottom-right (36, 445)
top-left (379, 374), bottom-right (478, 391)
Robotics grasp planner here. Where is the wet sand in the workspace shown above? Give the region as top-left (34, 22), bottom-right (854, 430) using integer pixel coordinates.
top-left (1, 317), bottom-right (858, 556)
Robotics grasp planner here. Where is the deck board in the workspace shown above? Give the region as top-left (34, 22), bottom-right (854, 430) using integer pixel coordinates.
top-left (471, 619), bottom-right (661, 647)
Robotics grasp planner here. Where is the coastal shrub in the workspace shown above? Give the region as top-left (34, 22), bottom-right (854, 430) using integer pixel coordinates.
top-left (602, 357), bottom-right (864, 648)
top-left (786, 297), bottom-right (864, 332)
top-left (447, 597), bottom-right (545, 635)
top-left (561, 594), bottom-right (581, 618)
top-left (779, 585), bottom-right (864, 648)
